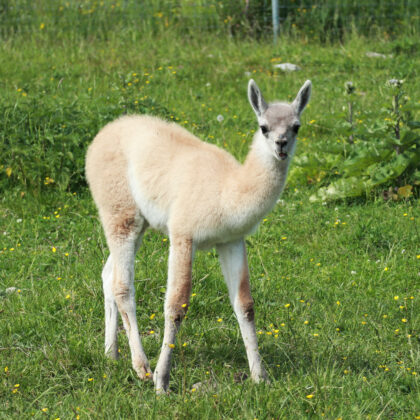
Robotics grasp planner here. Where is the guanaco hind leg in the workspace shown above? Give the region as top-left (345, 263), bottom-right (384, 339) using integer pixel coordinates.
top-left (102, 255), bottom-right (119, 360)
top-left (102, 209), bottom-right (152, 380)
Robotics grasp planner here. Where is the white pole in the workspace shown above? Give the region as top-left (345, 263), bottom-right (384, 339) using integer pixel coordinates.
top-left (272, 0), bottom-right (279, 43)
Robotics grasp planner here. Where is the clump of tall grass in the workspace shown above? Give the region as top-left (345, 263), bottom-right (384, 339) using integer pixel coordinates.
top-left (0, 95), bottom-right (171, 193)
top-left (1, 0), bottom-right (418, 42)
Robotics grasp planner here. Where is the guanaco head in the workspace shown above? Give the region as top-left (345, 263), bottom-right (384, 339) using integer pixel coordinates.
top-left (248, 79), bottom-right (312, 161)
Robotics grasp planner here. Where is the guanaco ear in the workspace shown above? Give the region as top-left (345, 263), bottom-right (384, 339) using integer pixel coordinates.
top-left (248, 79), bottom-right (268, 117)
top-left (292, 80), bottom-right (312, 115)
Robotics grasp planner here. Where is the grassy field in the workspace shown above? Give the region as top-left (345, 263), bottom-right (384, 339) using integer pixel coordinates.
top-left (1, 3), bottom-right (420, 419)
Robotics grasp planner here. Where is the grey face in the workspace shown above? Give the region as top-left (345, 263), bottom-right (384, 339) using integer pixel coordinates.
top-left (259, 103), bottom-right (301, 160)
top-left (248, 79), bottom-right (312, 162)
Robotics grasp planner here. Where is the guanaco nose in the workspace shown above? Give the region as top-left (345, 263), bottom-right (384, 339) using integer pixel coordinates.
top-left (276, 139), bottom-right (288, 147)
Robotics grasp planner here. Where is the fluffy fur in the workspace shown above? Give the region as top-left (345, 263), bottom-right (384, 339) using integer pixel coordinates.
top-left (85, 79), bottom-right (312, 392)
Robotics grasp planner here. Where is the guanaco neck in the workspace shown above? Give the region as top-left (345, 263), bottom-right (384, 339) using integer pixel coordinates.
top-left (223, 134), bottom-right (292, 226)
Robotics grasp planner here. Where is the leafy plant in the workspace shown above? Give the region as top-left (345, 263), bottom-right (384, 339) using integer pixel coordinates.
top-left (305, 80), bottom-right (420, 202)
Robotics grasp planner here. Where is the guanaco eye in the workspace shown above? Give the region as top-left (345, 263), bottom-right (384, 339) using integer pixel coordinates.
top-left (292, 123), bottom-right (301, 134)
top-left (260, 125), bottom-right (269, 135)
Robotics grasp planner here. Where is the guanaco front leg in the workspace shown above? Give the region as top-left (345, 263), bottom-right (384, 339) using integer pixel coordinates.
top-left (154, 236), bottom-right (194, 393)
top-left (217, 239), bottom-right (269, 383)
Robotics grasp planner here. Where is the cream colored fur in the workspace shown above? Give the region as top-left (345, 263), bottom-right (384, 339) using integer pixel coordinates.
top-left (85, 79), bottom-right (312, 392)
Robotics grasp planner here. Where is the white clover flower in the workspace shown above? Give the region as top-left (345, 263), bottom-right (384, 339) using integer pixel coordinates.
top-left (387, 79), bottom-right (404, 88)
top-left (344, 81), bottom-right (355, 94)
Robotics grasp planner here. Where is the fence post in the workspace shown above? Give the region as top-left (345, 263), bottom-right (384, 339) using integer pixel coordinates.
top-left (272, 0), bottom-right (279, 43)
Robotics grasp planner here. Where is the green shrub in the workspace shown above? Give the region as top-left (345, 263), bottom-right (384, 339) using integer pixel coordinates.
top-left (292, 80), bottom-right (420, 202)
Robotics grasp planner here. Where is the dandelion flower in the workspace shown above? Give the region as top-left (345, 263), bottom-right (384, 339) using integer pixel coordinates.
top-left (306, 394), bottom-right (314, 399)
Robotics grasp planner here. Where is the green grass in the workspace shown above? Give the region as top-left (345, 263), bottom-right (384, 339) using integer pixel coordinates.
top-left (1, 191), bottom-right (419, 419)
top-left (2, 30), bottom-right (419, 193)
top-left (1, 6), bottom-right (420, 419)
